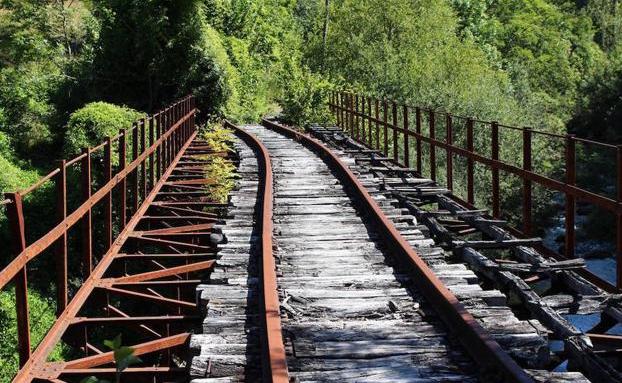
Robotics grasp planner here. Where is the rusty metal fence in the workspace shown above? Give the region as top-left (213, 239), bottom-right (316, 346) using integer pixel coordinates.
top-left (0, 95), bottom-right (195, 374)
top-left (329, 90), bottom-right (622, 291)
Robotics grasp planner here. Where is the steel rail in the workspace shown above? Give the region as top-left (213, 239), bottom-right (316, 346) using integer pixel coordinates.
top-left (11, 129), bottom-right (198, 383)
top-left (225, 121), bottom-right (289, 383)
top-left (261, 118), bottom-right (534, 383)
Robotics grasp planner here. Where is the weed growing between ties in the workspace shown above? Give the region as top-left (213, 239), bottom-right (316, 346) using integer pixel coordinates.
top-left (202, 123), bottom-right (237, 206)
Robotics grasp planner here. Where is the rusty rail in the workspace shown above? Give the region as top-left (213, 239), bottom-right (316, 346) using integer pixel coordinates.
top-left (261, 118), bottom-right (534, 382)
top-left (330, 90), bottom-right (622, 291)
top-left (225, 121), bottom-right (289, 383)
top-left (1, 96), bottom-right (196, 381)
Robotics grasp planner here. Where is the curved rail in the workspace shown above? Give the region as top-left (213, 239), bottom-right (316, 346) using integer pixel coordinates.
top-left (260, 118), bottom-right (534, 383)
top-left (225, 121), bottom-right (289, 383)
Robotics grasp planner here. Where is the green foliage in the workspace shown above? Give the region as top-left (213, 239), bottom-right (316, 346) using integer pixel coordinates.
top-left (302, 0), bottom-right (526, 125)
top-left (277, 65), bottom-right (333, 126)
top-left (450, 0), bottom-right (607, 130)
top-left (64, 102), bottom-right (144, 157)
top-left (0, 1), bottom-right (98, 155)
top-left (202, 123), bottom-right (236, 203)
top-left (80, 335), bottom-right (141, 383)
top-left (0, 287), bottom-right (67, 381)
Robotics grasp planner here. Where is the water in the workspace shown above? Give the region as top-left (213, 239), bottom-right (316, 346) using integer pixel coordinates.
top-left (543, 205), bottom-right (616, 285)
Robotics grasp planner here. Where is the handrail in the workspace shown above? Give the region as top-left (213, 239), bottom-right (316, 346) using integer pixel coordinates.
top-left (1, 95), bottom-right (196, 377)
top-left (329, 90), bottom-right (622, 291)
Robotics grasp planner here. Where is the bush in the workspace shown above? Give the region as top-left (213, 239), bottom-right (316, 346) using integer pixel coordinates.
top-left (0, 287), bottom-right (67, 381)
top-left (278, 63), bottom-right (334, 127)
top-left (63, 102), bottom-right (144, 157)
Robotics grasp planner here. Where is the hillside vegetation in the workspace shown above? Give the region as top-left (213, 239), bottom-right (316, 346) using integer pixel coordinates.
top-left (0, 0), bottom-right (621, 376)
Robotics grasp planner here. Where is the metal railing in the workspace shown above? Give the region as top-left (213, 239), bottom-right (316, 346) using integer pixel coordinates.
top-left (1, 95), bottom-right (196, 373)
top-left (329, 90), bottom-right (622, 291)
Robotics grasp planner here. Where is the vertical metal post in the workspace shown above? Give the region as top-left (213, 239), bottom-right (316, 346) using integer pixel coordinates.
top-left (415, 108), bottom-right (422, 175)
top-left (374, 99), bottom-right (380, 150)
top-left (403, 105), bottom-right (409, 169)
top-left (141, 119), bottom-right (147, 199)
top-left (392, 101), bottom-right (398, 163)
top-left (81, 148), bottom-right (92, 276)
top-left (429, 111), bottom-right (436, 181)
top-left (343, 93), bottom-right (347, 131)
top-left (351, 94), bottom-right (355, 137)
top-left (149, 117), bottom-right (155, 192)
top-left (446, 114), bottom-right (453, 191)
top-left (565, 135), bottom-right (576, 259)
top-left (166, 108), bottom-right (171, 168)
top-left (466, 119), bottom-right (475, 205)
top-left (367, 97), bottom-right (372, 145)
top-left (55, 161), bottom-right (68, 315)
top-left (360, 95), bottom-right (365, 144)
top-left (156, 113), bottom-right (162, 180)
top-left (334, 92), bottom-right (340, 127)
top-left (383, 100), bottom-right (389, 156)
top-left (617, 145), bottom-right (622, 288)
top-left (6, 192), bottom-right (30, 366)
top-left (132, 125), bottom-right (139, 212)
top-left (338, 93), bottom-right (343, 129)
top-left (491, 122), bottom-right (500, 218)
top-left (104, 139), bottom-right (112, 249)
top-left (523, 128), bottom-right (533, 235)
top-left (119, 129), bottom-right (127, 227)
top-left (355, 94), bottom-right (360, 141)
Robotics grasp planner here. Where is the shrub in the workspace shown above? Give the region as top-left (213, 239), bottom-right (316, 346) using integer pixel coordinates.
top-left (278, 63), bottom-right (334, 127)
top-left (0, 287), bottom-right (67, 381)
top-left (63, 102), bottom-right (144, 157)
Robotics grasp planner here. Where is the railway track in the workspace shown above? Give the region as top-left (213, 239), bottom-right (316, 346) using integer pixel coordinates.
top-left (189, 120), bottom-right (601, 382)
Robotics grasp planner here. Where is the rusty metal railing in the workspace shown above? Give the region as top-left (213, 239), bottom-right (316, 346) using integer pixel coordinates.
top-left (1, 95), bottom-right (196, 376)
top-left (329, 90), bottom-right (622, 291)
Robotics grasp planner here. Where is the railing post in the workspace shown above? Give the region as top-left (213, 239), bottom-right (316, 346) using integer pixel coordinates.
top-left (392, 101), bottom-right (398, 163)
top-left (367, 97), bottom-right (372, 146)
top-left (149, 117), bottom-right (155, 191)
top-left (617, 145), bottom-right (622, 288)
top-left (351, 94), bottom-right (355, 138)
top-left (466, 118), bottom-right (475, 205)
top-left (355, 94), bottom-right (360, 141)
top-left (562, 134), bottom-right (577, 260)
top-left (360, 95), bottom-right (365, 144)
top-left (132, 125), bottom-right (139, 212)
top-left (336, 92), bottom-right (341, 127)
top-left (6, 192), bottom-right (31, 366)
top-left (81, 148), bottom-right (92, 276)
top-left (141, 119), bottom-right (147, 198)
top-left (156, 113), bottom-right (162, 180)
top-left (119, 129), bottom-right (127, 227)
top-left (374, 99), bottom-right (380, 150)
top-left (166, 107), bottom-right (172, 167)
top-left (383, 100), bottom-right (389, 156)
top-left (104, 139), bottom-right (112, 249)
top-left (337, 91), bottom-right (344, 130)
top-left (523, 128), bottom-right (533, 235)
top-left (415, 107), bottom-right (422, 175)
top-left (446, 114), bottom-right (453, 191)
top-left (429, 111), bottom-right (436, 181)
top-left (403, 105), bottom-right (409, 169)
top-left (491, 122), bottom-right (500, 218)
top-left (55, 160), bottom-right (68, 315)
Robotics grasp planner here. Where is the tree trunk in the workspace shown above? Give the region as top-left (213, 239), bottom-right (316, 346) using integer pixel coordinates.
top-left (322, 0), bottom-right (330, 68)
